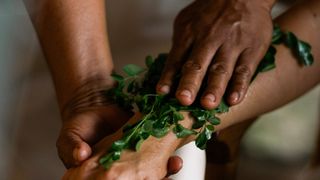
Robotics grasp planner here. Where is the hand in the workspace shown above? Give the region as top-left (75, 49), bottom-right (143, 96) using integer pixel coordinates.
top-left (57, 105), bottom-right (132, 168)
top-left (157, 0), bottom-right (274, 109)
top-left (56, 79), bottom-right (133, 168)
top-left (62, 113), bottom-right (183, 180)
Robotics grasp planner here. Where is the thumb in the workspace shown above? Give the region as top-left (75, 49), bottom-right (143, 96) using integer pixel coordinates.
top-left (57, 129), bottom-right (92, 169)
top-left (166, 155), bottom-right (183, 177)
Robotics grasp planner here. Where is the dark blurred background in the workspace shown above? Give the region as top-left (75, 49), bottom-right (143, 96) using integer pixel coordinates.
top-left (0, 0), bottom-right (319, 179)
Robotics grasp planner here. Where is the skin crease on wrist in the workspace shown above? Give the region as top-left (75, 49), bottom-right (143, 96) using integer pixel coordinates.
top-left (62, 0), bottom-right (320, 178)
top-left (23, 0), bottom-right (114, 109)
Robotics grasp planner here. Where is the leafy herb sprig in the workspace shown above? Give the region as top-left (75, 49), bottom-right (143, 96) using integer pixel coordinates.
top-left (99, 25), bottom-right (313, 169)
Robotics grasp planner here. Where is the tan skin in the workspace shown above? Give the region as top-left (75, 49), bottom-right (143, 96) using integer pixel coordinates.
top-left (62, 0), bottom-right (320, 178)
top-left (23, 0), bottom-right (278, 172)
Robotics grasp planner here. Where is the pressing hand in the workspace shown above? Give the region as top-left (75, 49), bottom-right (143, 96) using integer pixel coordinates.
top-left (157, 0), bottom-right (274, 109)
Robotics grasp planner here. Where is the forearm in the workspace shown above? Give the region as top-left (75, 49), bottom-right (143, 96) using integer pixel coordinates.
top-left (23, 0), bottom-right (113, 116)
top-left (219, 0), bottom-right (320, 128)
top-left (174, 0), bottom-right (320, 149)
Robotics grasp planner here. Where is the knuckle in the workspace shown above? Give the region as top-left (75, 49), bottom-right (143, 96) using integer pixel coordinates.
top-left (234, 65), bottom-right (252, 79)
top-left (182, 60), bottom-right (203, 73)
top-left (209, 63), bottom-right (229, 76)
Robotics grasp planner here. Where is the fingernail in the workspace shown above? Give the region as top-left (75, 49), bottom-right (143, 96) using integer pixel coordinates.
top-left (160, 85), bottom-right (170, 94)
top-left (204, 93), bottom-right (215, 102)
top-left (74, 148), bottom-right (88, 162)
top-left (179, 90), bottom-right (192, 99)
top-left (230, 92), bottom-right (240, 103)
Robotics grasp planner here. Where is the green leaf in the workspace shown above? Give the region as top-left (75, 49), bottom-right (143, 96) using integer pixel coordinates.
top-left (142, 120), bottom-right (153, 133)
top-left (195, 130), bottom-right (208, 150)
top-left (285, 32), bottom-right (298, 48)
top-left (173, 124), bottom-right (197, 138)
top-left (252, 46), bottom-right (277, 80)
top-left (123, 64), bottom-right (145, 76)
top-left (216, 99), bottom-right (229, 113)
top-left (111, 140), bottom-right (127, 151)
top-left (111, 73), bottom-right (124, 82)
top-left (101, 158), bottom-right (114, 169)
top-left (260, 46), bottom-right (276, 71)
top-left (99, 153), bottom-right (113, 165)
top-left (145, 55), bottom-right (154, 68)
top-left (192, 120), bottom-right (206, 129)
top-left (297, 41), bottom-right (314, 66)
top-left (112, 151), bottom-right (121, 161)
top-left (205, 125), bottom-right (214, 139)
top-left (99, 153), bottom-right (114, 169)
top-left (151, 127), bottom-right (169, 138)
top-left (135, 138), bottom-right (144, 151)
top-left (127, 80), bottom-right (137, 93)
top-left (195, 125), bottom-right (214, 150)
top-left (173, 111), bottom-right (184, 122)
top-left (153, 117), bottom-right (167, 129)
top-left (208, 116), bottom-right (220, 125)
top-left (260, 56), bottom-right (276, 72)
top-left (285, 32), bottom-right (314, 66)
top-left (139, 132), bottom-right (150, 140)
top-left (272, 25), bottom-right (283, 44)
top-left (191, 110), bottom-right (207, 121)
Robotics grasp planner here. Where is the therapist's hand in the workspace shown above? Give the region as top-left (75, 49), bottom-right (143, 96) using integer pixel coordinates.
top-left (55, 79), bottom-right (133, 168)
top-left (157, 0), bottom-right (275, 109)
top-left (57, 104), bottom-right (132, 168)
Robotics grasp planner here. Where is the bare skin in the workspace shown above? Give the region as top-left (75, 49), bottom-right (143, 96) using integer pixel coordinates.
top-left (23, 0), bottom-right (182, 173)
top-left (62, 113), bottom-right (187, 180)
top-left (157, 0), bottom-right (277, 109)
top-left (23, 0), bottom-right (278, 170)
top-left (23, 0), bottom-right (124, 168)
top-left (62, 0), bottom-right (320, 178)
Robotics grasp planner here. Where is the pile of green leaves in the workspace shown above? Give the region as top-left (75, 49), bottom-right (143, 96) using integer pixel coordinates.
top-left (99, 25), bottom-right (313, 169)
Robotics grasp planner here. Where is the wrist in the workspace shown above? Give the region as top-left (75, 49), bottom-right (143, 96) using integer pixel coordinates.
top-left (60, 76), bottom-right (116, 121)
top-left (51, 56), bottom-right (115, 114)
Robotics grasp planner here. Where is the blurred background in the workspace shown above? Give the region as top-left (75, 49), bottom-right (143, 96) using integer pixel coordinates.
top-left (0, 0), bottom-right (319, 179)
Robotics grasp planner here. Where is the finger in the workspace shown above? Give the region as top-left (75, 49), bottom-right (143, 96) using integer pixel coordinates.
top-left (57, 129), bottom-right (92, 168)
top-left (227, 48), bottom-right (266, 105)
top-left (176, 42), bottom-right (219, 105)
top-left (201, 45), bottom-right (241, 109)
top-left (157, 35), bottom-right (193, 94)
top-left (166, 155), bottom-right (183, 177)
